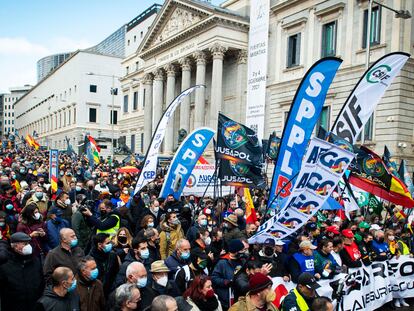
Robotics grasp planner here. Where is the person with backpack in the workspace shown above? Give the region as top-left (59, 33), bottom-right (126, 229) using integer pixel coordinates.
top-left (175, 248), bottom-right (209, 294)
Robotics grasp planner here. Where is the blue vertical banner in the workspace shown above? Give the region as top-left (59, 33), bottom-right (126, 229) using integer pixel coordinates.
top-left (49, 149), bottom-right (59, 193)
top-left (268, 57), bottom-right (342, 208)
top-left (160, 127), bottom-right (215, 199)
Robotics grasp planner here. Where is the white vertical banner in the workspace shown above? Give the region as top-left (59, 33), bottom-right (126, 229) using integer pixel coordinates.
top-left (245, 0), bottom-right (270, 141)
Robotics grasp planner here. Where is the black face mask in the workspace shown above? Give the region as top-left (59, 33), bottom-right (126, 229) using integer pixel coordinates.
top-left (88, 186), bottom-right (94, 191)
top-left (264, 247), bottom-right (274, 257)
top-left (376, 237), bottom-right (385, 243)
top-left (118, 236), bottom-right (127, 244)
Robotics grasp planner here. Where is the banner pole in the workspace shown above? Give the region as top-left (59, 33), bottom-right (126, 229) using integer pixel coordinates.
top-left (261, 172), bottom-right (299, 225)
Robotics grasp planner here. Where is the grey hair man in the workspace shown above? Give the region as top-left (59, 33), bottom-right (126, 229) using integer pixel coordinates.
top-left (115, 283), bottom-right (141, 311)
top-left (151, 295), bottom-right (178, 311)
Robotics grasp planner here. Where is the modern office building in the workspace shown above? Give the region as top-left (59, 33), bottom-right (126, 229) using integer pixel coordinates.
top-left (37, 53), bottom-right (73, 81)
top-left (15, 5), bottom-right (161, 157)
top-left (119, 0), bottom-right (414, 168)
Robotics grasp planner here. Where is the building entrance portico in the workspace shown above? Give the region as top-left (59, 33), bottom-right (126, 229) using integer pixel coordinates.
top-left (122, 0), bottom-right (249, 154)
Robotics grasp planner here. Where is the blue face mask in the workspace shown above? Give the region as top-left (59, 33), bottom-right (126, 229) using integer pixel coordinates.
top-left (140, 249), bottom-right (150, 259)
top-left (70, 239), bottom-right (78, 248)
top-left (136, 277), bottom-right (147, 288)
top-left (67, 279), bottom-right (77, 292)
top-left (90, 268), bottom-right (99, 280)
top-left (103, 243), bottom-right (113, 253)
top-left (35, 192), bottom-right (44, 200)
top-left (180, 251), bottom-right (190, 260)
top-left (6, 204), bottom-right (13, 210)
top-left (200, 219), bottom-right (208, 227)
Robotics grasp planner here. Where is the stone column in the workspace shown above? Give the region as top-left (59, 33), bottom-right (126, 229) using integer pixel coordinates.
top-left (164, 64), bottom-right (176, 153)
top-left (236, 49), bottom-right (248, 123)
top-left (193, 51), bottom-right (207, 129)
top-left (209, 43), bottom-right (227, 129)
top-left (152, 69), bottom-right (164, 128)
top-left (179, 57), bottom-right (191, 132)
top-left (143, 73), bottom-right (153, 152)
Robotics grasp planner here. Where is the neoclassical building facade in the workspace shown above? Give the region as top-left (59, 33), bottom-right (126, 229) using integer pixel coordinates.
top-left (120, 0), bottom-right (414, 168)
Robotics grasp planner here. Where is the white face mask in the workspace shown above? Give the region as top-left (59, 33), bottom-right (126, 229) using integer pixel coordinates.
top-left (204, 237), bottom-right (212, 246)
top-left (156, 275), bottom-right (168, 287)
top-left (22, 244), bottom-right (33, 255)
top-left (33, 212), bottom-right (41, 220)
top-left (152, 206), bottom-right (159, 213)
top-left (64, 199), bottom-right (71, 205)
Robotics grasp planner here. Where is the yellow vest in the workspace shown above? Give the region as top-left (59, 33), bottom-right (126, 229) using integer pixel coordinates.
top-left (292, 288), bottom-right (309, 311)
top-left (96, 214), bottom-right (120, 237)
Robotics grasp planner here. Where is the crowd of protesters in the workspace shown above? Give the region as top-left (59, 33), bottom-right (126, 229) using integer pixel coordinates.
top-left (0, 148), bottom-right (413, 311)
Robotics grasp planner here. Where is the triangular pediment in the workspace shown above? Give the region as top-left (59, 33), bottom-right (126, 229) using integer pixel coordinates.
top-left (139, 0), bottom-right (212, 53)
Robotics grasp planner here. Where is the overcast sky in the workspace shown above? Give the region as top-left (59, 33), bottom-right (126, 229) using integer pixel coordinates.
top-left (0, 0), bottom-right (224, 93)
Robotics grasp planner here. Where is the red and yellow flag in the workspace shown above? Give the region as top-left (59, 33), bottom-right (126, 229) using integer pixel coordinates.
top-left (25, 134), bottom-right (40, 150)
top-left (244, 187), bottom-right (257, 224)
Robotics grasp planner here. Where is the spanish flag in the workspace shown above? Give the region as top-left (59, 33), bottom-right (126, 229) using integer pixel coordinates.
top-left (25, 134), bottom-right (40, 150)
top-left (244, 187), bottom-right (257, 224)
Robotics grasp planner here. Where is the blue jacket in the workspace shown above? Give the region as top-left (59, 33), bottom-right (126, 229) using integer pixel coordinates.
top-left (211, 255), bottom-right (243, 308)
top-left (165, 251), bottom-right (190, 280)
top-left (46, 219), bottom-right (70, 249)
top-left (372, 240), bottom-right (389, 254)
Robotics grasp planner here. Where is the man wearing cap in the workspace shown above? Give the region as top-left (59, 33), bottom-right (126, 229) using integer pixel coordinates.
top-left (305, 222), bottom-right (320, 246)
top-left (46, 208), bottom-right (70, 249)
top-left (257, 238), bottom-right (289, 280)
top-left (150, 260), bottom-right (179, 297)
top-left (0, 232), bottom-right (44, 311)
top-left (223, 214), bottom-right (244, 250)
top-left (282, 272), bottom-right (320, 311)
top-left (354, 221), bottom-right (370, 243)
top-left (229, 272), bottom-right (278, 311)
top-left (339, 229), bottom-right (362, 268)
top-left (290, 241), bottom-right (319, 283)
top-left (212, 239), bottom-right (246, 310)
top-left (324, 226), bottom-right (340, 240)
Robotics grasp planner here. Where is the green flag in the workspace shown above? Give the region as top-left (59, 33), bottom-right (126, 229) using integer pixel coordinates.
top-left (368, 194), bottom-right (383, 215)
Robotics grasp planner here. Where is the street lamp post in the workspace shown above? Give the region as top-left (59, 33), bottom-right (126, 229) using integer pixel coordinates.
top-left (362, 0), bottom-right (411, 144)
top-left (86, 72), bottom-right (139, 160)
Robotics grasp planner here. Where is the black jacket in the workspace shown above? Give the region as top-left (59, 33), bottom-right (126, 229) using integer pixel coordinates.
top-left (0, 251), bottom-right (44, 311)
top-left (89, 247), bottom-right (120, 297)
top-left (233, 271), bottom-right (249, 302)
top-left (35, 285), bottom-right (80, 311)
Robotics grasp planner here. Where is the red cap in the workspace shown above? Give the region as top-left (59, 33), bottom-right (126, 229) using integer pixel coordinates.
top-left (342, 229), bottom-right (354, 238)
top-left (326, 226), bottom-right (340, 235)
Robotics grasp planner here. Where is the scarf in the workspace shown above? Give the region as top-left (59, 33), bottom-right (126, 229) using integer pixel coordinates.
top-left (193, 297), bottom-right (219, 311)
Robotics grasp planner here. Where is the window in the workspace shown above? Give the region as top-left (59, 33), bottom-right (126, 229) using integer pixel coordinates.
top-left (141, 133), bottom-right (144, 152)
top-left (363, 6), bottom-right (381, 48)
top-left (321, 22), bottom-right (337, 57)
top-left (133, 91), bottom-right (138, 110)
top-left (110, 110), bottom-right (118, 124)
top-left (89, 85), bottom-right (97, 93)
top-left (127, 40), bottom-right (130, 46)
top-left (89, 108), bottom-right (97, 123)
top-left (123, 95), bottom-right (129, 113)
top-left (316, 106), bottom-right (330, 132)
top-left (357, 115), bottom-right (373, 141)
top-left (126, 66), bottom-right (129, 75)
top-left (134, 35), bottom-right (136, 42)
top-left (287, 33), bottom-right (301, 67)
top-left (135, 61), bottom-right (139, 71)
top-left (141, 31), bottom-right (143, 38)
top-left (131, 134), bottom-right (136, 153)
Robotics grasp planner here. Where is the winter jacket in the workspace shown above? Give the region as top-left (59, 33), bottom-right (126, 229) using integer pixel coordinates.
top-left (0, 251), bottom-right (44, 311)
top-left (35, 285), bottom-right (80, 311)
top-left (159, 221), bottom-right (185, 259)
top-left (229, 295), bottom-right (278, 311)
top-left (16, 220), bottom-right (49, 258)
top-left (71, 210), bottom-right (92, 250)
top-left (43, 245), bottom-right (85, 284)
top-left (76, 274), bottom-right (105, 311)
top-left (211, 255), bottom-right (244, 309)
top-left (89, 247), bottom-right (120, 297)
top-left (165, 250), bottom-right (191, 279)
top-left (46, 218), bottom-right (70, 249)
top-left (114, 249), bottom-right (151, 289)
top-left (233, 272), bottom-right (249, 302)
